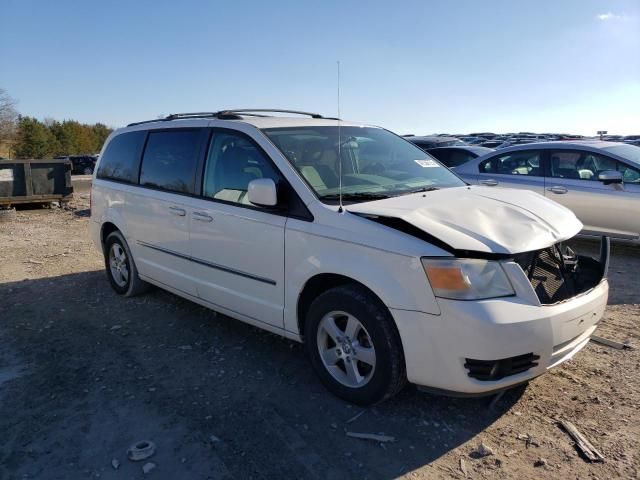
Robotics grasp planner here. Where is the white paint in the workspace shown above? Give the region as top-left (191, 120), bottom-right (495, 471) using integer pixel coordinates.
top-left (347, 186), bottom-right (583, 254)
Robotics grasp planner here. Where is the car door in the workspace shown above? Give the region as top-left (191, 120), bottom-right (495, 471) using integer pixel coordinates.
top-left (125, 128), bottom-right (208, 296)
top-left (475, 149), bottom-right (545, 194)
top-left (189, 129), bottom-right (287, 328)
top-left (545, 150), bottom-right (640, 239)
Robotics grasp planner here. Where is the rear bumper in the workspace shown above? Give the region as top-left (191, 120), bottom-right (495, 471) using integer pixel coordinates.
top-left (391, 279), bottom-right (608, 395)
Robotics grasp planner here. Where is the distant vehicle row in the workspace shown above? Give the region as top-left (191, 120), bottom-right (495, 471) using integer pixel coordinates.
top-left (404, 133), bottom-right (640, 150)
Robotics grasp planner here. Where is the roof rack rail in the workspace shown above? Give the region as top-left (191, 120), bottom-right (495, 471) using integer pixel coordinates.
top-left (127, 109), bottom-right (330, 127)
top-left (218, 109), bottom-right (325, 118)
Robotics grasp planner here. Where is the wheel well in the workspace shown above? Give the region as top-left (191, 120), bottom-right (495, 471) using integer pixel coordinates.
top-left (100, 222), bottom-right (119, 250)
top-left (297, 274), bottom-right (385, 340)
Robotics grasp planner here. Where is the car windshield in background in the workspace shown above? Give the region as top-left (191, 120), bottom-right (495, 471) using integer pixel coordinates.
top-left (604, 144), bottom-right (640, 166)
top-left (262, 126), bottom-right (465, 202)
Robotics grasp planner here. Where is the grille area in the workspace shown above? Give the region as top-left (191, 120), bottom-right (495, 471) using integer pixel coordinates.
top-left (513, 242), bottom-right (604, 305)
top-left (464, 353), bottom-right (540, 381)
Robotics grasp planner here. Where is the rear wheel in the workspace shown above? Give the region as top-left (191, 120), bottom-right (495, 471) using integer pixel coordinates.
top-left (104, 231), bottom-right (149, 297)
top-left (304, 284), bottom-right (406, 405)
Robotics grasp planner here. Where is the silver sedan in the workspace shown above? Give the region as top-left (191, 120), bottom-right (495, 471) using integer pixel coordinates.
top-left (454, 141), bottom-right (640, 241)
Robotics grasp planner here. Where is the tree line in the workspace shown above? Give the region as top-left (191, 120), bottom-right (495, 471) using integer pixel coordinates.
top-left (0, 88), bottom-right (112, 159)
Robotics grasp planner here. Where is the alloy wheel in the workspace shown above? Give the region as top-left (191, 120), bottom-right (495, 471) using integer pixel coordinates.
top-left (316, 311), bottom-right (376, 388)
top-left (109, 243), bottom-right (129, 288)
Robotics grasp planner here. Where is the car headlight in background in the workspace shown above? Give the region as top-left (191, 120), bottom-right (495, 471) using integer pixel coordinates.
top-left (421, 258), bottom-right (515, 300)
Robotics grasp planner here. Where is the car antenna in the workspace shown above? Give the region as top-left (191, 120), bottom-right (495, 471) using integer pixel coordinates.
top-left (337, 60), bottom-right (344, 213)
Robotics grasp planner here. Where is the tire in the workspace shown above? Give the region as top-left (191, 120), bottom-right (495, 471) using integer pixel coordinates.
top-left (104, 231), bottom-right (149, 297)
top-left (0, 207), bottom-right (16, 222)
top-left (83, 167), bottom-right (93, 175)
top-left (304, 284), bottom-right (407, 405)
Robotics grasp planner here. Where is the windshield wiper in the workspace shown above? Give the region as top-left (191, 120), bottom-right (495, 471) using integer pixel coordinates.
top-left (396, 186), bottom-right (440, 195)
top-left (320, 192), bottom-right (392, 201)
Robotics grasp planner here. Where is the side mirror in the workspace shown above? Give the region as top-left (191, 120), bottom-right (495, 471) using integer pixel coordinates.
top-left (248, 178), bottom-right (278, 207)
top-left (597, 170), bottom-right (623, 184)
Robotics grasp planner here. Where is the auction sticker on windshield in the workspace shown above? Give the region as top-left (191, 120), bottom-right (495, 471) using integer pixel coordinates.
top-left (415, 159), bottom-right (439, 168)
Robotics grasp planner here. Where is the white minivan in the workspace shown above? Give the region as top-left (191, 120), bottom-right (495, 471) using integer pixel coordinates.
top-left (90, 110), bottom-right (610, 405)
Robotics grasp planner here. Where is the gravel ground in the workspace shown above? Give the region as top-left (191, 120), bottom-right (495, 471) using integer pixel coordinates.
top-left (0, 184), bottom-right (639, 479)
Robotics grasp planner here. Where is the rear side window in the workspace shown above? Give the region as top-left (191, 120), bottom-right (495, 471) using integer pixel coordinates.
top-left (140, 129), bottom-right (203, 195)
top-left (428, 149), bottom-right (451, 166)
top-left (489, 151), bottom-right (542, 176)
top-left (448, 150), bottom-right (475, 168)
top-left (96, 131), bottom-right (146, 183)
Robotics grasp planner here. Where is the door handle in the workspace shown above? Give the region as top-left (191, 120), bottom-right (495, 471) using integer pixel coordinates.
top-left (192, 211), bottom-right (213, 222)
top-left (168, 206), bottom-right (186, 216)
top-left (480, 179), bottom-right (498, 186)
top-left (547, 186), bottom-right (568, 194)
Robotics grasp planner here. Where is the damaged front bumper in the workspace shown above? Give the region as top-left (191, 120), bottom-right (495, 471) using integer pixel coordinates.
top-left (392, 237), bottom-right (610, 396)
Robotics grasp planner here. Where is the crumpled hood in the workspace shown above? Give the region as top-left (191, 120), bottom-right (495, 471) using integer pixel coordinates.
top-left (347, 186), bottom-right (583, 254)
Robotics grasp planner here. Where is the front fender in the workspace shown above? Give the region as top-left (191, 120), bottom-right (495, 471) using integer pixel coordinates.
top-left (283, 223), bottom-right (441, 335)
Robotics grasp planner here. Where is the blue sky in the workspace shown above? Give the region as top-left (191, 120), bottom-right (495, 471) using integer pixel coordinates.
top-left (1, 0), bottom-right (639, 135)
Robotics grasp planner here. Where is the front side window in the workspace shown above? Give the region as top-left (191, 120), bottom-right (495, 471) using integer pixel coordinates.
top-left (96, 131), bottom-right (146, 183)
top-left (203, 131), bottom-right (283, 205)
top-left (549, 151), bottom-right (618, 181)
top-left (262, 126), bottom-right (464, 202)
top-left (140, 129), bottom-right (202, 194)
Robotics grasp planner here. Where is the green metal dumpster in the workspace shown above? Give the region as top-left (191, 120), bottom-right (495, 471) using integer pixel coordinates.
top-left (0, 158), bottom-right (74, 207)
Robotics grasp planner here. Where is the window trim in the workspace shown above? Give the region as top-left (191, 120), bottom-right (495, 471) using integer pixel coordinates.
top-left (196, 127), bottom-right (313, 222)
top-left (138, 127), bottom-right (209, 197)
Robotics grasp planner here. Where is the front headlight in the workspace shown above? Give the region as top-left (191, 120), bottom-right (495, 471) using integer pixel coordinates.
top-left (421, 258), bottom-right (515, 300)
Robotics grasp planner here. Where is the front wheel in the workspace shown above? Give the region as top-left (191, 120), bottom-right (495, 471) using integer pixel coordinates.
top-left (304, 284), bottom-right (406, 405)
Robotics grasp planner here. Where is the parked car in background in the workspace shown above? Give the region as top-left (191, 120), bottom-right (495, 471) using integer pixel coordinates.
top-left (623, 135), bottom-right (640, 146)
top-left (91, 109), bottom-right (609, 404)
top-left (455, 141), bottom-right (640, 241)
top-left (458, 136), bottom-right (485, 145)
top-left (56, 155), bottom-right (98, 175)
top-left (421, 145), bottom-right (494, 169)
top-left (478, 140), bottom-right (504, 148)
top-left (405, 135), bottom-right (466, 150)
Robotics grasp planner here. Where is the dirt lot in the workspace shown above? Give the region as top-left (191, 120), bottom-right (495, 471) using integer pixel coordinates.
top-left (1, 182), bottom-right (639, 479)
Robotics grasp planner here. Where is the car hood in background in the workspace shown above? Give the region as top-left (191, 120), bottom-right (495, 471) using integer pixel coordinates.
top-left (347, 186), bottom-right (583, 254)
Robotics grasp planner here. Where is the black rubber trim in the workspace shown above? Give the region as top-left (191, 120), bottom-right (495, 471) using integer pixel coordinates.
top-left (137, 240), bottom-right (276, 286)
